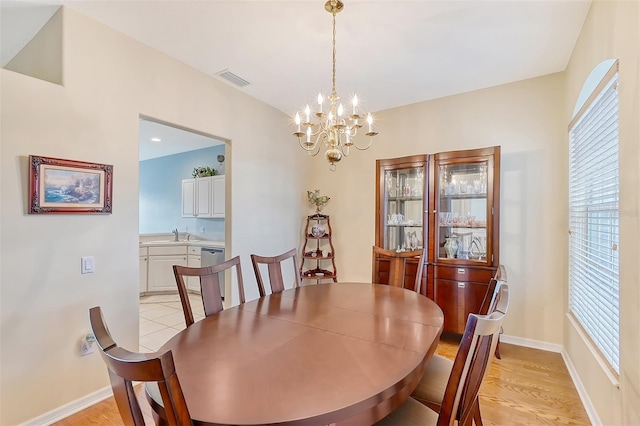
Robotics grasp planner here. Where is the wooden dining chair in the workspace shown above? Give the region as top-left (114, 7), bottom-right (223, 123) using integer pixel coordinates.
top-left (173, 255), bottom-right (245, 327)
top-left (410, 283), bottom-right (509, 426)
top-left (376, 303), bottom-right (507, 426)
top-left (478, 265), bottom-right (507, 358)
top-left (372, 246), bottom-right (425, 293)
top-left (493, 264), bottom-right (507, 282)
top-left (251, 248), bottom-right (301, 297)
top-left (89, 306), bottom-right (192, 426)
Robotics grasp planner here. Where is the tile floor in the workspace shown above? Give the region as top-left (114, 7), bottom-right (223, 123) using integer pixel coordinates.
top-left (139, 293), bottom-right (204, 352)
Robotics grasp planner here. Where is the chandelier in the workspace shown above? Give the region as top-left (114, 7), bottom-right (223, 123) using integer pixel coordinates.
top-left (293, 0), bottom-right (378, 171)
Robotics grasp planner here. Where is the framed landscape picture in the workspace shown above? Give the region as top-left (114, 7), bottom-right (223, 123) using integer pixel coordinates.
top-left (28, 155), bottom-right (113, 214)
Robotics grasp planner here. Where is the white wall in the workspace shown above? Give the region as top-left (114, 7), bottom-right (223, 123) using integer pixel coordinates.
top-left (0, 7), bottom-right (307, 424)
top-left (563, 1), bottom-right (640, 424)
top-left (309, 73), bottom-right (567, 345)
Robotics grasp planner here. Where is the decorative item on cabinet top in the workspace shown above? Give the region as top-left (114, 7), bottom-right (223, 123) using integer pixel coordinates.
top-left (192, 166), bottom-right (218, 178)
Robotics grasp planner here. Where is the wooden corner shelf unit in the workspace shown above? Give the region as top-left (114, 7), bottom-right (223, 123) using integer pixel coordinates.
top-left (300, 214), bottom-right (338, 283)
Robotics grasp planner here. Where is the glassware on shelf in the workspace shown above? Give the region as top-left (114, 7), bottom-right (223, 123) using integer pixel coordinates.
top-left (443, 237), bottom-right (459, 258)
top-left (437, 159), bottom-right (492, 262)
top-left (385, 171), bottom-right (394, 197)
top-left (380, 163), bottom-right (426, 251)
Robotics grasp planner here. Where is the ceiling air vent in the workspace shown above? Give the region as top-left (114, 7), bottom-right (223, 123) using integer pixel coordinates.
top-left (216, 69), bottom-right (250, 87)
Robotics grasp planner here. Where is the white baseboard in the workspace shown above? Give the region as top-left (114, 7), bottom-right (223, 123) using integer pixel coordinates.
top-left (560, 349), bottom-right (601, 426)
top-left (500, 333), bottom-right (598, 426)
top-left (500, 333), bottom-right (563, 353)
top-left (21, 386), bottom-right (112, 426)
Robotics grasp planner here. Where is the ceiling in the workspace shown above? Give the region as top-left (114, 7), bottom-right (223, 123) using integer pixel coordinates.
top-left (2, 0), bottom-right (591, 152)
top-left (139, 118), bottom-right (224, 161)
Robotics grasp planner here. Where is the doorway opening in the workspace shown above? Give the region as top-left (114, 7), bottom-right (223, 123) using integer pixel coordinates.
top-left (138, 116), bottom-right (226, 352)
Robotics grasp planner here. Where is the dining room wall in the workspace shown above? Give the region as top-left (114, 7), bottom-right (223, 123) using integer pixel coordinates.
top-left (562, 1), bottom-right (640, 424)
top-left (308, 72), bottom-right (567, 345)
top-left (0, 6), bottom-right (307, 425)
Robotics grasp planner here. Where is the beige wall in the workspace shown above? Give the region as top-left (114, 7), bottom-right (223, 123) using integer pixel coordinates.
top-left (0, 7), bottom-right (307, 424)
top-left (563, 1), bottom-right (640, 424)
top-left (3, 1), bottom-right (639, 424)
top-left (310, 73), bottom-right (568, 345)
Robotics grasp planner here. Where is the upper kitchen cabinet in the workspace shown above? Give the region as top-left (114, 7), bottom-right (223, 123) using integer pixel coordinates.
top-left (433, 147), bottom-right (500, 268)
top-left (182, 175), bottom-right (225, 218)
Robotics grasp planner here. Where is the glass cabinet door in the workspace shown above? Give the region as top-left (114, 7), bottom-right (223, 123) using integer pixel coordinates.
top-left (382, 165), bottom-right (425, 251)
top-left (436, 160), bottom-right (489, 263)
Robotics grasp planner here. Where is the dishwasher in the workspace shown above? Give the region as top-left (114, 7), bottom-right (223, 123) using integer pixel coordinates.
top-left (200, 247), bottom-right (226, 299)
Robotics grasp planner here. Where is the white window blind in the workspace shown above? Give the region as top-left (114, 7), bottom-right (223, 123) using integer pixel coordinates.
top-left (568, 63), bottom-right (619, 374)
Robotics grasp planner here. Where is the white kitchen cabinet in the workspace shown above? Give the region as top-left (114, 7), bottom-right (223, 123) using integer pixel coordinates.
top-left (182, 179), bottom-right (196, 216)
top-left (139, 247), bottom-right (148, 293)
top-left (187, 246), bottom-right (201, 292)
top-left (147, 245), bottom-right (188, 292)
top-left (212, 176), bottom-right (225, 217)
top-left (181, 176), bottom-right (225, 218)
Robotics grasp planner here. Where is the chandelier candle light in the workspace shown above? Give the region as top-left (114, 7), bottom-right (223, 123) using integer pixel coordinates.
top-left (293, 0), bottom-right (378, 171)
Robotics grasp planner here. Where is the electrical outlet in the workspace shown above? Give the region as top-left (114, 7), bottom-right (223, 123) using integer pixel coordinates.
top-left (80, 341), bottom-right (94, 356)
top-left (80, 332), bottom-right (96, 356)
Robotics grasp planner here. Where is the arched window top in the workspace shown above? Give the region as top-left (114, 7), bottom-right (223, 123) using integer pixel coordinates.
top-left (572, 59), bottom-right (617, 119)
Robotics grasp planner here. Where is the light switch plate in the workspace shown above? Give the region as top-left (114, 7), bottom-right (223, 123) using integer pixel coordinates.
top-left (81, 256), bottom-right (95, 274)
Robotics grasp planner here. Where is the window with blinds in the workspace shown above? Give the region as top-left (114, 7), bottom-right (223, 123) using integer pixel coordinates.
top-left (568, 61), bottom-right (619, 374)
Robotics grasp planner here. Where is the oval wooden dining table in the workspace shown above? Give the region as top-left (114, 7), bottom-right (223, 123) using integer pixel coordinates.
top-left (151, 282), bottom-right (444, 425)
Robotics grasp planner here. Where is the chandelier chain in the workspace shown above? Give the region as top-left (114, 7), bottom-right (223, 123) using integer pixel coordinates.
top-left (332, 11), bottom-right (337, 96)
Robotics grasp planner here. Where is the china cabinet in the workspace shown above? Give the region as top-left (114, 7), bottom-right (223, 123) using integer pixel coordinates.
top-left (374, 155), bottom-right (429, 296)
top-left (432, 146), bottom-right (500, 334)
top-left (375, 147), bottom-right (500, 334)
top-left (300, 214), bottom-right (337, 283)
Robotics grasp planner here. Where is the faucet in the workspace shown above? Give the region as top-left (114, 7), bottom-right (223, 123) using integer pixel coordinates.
top-left (172, 228), bottom-right (179, 242)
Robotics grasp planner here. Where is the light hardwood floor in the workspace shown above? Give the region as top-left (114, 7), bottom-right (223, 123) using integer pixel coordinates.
top-left (438, 340), bottom-right (590, 425)
top-left (55, 339), bottom-right (590, 425)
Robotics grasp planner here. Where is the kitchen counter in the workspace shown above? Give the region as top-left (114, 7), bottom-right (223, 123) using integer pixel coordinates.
top-left (139, 240), bottom-right (224, 248)
top-left (139, 233), bottom-right (224, 248)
